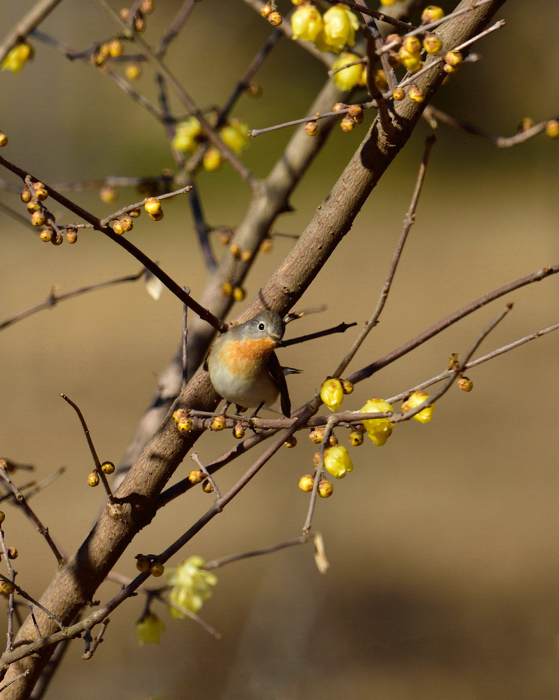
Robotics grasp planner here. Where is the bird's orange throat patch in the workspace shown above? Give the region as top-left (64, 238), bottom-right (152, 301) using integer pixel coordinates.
top-left (218, 337), bottom-right (276, 376)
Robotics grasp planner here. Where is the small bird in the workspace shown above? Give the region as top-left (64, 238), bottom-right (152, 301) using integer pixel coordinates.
top-left (206, 310), bottom-right (297, 418)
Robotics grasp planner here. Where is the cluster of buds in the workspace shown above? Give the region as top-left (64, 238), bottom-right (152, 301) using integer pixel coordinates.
top-left (291, 4), bottom-right (359, 55)
top-left (91, 39), bottom-right (125, 67)
top-left (119, 0), bottom-right (155, 34)
top-left (171, 117), bottom-right (249, 172)
top-left (111, 214), bottom-right (134, 235)
top-left (1, 42), bottom-right (34, 74)
top-left (298, 473), bottom-right (334, 498)
top-left (221, 281), bottom-right (246, 302)
top-left (135, 553), bottom-right (165, 577)
top-left (261, 2), bottom-right (282, 27)
top-left (173, 408), bottom-right (193, 433)
top-left (22, 181), bottom-right (76, 245)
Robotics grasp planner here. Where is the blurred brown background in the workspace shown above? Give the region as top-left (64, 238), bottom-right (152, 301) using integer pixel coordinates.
top-left (1, 1), bottom-right (559, 698)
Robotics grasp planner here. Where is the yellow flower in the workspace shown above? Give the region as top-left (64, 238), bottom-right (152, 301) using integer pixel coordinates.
top-left (402, 391), bottom-right (434, 423)
top-left (331, 52), bottom-right (363, 91)
top-left (323, 445), bottom-right (353, 479)
top-left (203, 147), bottom-right (223, 172)
top-left (291, 5), bottom-right (323, 42)
top-left (219, 119), bottom-right (249, 154)
top-left (320, 378), bottom-right (344, 411)
top-left (316, 5), bottom-right (359, 54)
top-left (166, 556), bottom-right (217, 618)
top-left (360, 398), bottom-right (394, 447)
top-left (2, 43), bottom-right (34, 74)
top-left (172, 117), bottom-right (202, 153)
top-left (136, 613), bottom-right (166, 645)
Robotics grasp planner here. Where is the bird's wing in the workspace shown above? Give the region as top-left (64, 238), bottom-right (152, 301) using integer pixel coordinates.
top-left (268, 351), bottom-right (291, 418)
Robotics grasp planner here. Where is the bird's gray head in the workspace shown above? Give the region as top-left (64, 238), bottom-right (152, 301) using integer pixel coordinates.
top-left (240, 310), bottom-right (285, 343)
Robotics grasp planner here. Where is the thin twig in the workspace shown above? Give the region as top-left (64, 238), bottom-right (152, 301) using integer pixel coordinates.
top-left (0, 528), bottom-right (15, 652)
top-left (380, 0), bottom-right (494, 53)
top-left (182, 287), bottom-right (189, 389)
top-left (203, 535), bottom-right (313, 570)
top-left (387, 320), bottom-right (559, 404)
top-left (333, 134), bottom-right (436, 378)
top-left (156, 0), bottom-right (197, 57)
top-left (392, 304), bottom-right (513, 423)
top-left (0, 153), bottom-right (227, 332)
top-left (0, 575), bottom-right (66, 631)
top-left (0, 0), bottom-right (63, 64)
top-left (59, 395), bottom-right (114, 502)
top-left (0, 466), bottom-right (65, 564)
top-left (394, 20), bottom-right (505, 93)
top-left (191, 453), bottom-right (221, 501)
top-left (303, 416), bottom-right (336, 533)
top-left (16, 468), bottom-right (65, 502)
top-left (424, 105), bottom-right (556, 148)
top-left (249, 102), bottom-right (375, 138)
top-left (97, 0), bottom-right (257, 189)
top-left (325, 0), bottom-right (415, 31)
top-left (347, 264), bottom-right (559, 386)
top-left (0, 669), bottom-right (29, 694)
top-left (82, 619), bottom-right (110, 660)
top-left (99, 186), bottom-right (192, 226)
top-left (0, 270), bottom-right (145, 332)
top-left (281, 321), bottom-right (357, 348)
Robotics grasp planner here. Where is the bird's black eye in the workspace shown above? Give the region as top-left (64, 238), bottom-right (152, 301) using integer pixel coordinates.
top-left (258, 322), bottom-right (266, 331)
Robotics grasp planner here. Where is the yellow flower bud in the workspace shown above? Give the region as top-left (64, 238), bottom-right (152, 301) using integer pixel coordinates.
top-left (380, 0), bottom-right (396, 4)
top-left (291, 5), bottom-right (323, 42)
top-left (392, 87), bottom-right (405, 101)
top-left (39, 229), bottom-right (52, 242)
top-left (220, 119), bottom-right (249, 154)
top-left (318, 479), bottom-right (334, 498)
top-left (172, 118), bottom-right (202, 153)
top-left (402, 36), bottom-right (421, 54)
top-left (66, 230), bottom-right (78, 244)
top-left (151, 562), bottom-right (165, 577)
top-left (88, 471), bottom-right (100, 487)
top-left (342, 379), bottom-right (354, 394)
top-left (2, 43), bottom-right (34, 74)
top-left (202, 479), bottom-right (214, 493)
top-left (177, 419), bottom-right (193, 433)
top-left (211, 415), bottom-right (226, 431)
top-left (0, 581), bottom-right (15, 596)
top-left (299, 475), bottom-right (314, 492)
top-left (423, 34), bottom-right (442, 54)
top-left (422, 6), bottom-right (445, 22)
top-left (360, 398), bottom-right (394, 447)
top-left (0, 132), bottom-right (7, 147)
top-left (545, 120), bottom-right (559, 139)
top-left (31, 211), bottom-right (46, 227)
top-left (408, 85), bottom-right (425, 102)
top-left (399, 49), bottom-right (422, 72)
top-left (101, 461), bottom-right (115, 474)
top-left (320, 378), bottom-right (344, 411)
top-left (203, 147), bottom-right (223, 172)
top-left (221, 281), bottom-right (233, 297)
top-left (445, 50), bottom-right (463, 67)
top-left (188, 469), bottom-right (203, 484)
top-left (349, 430), bottom-right (364, 446)
top-left (136, 613), bottom-right (166, 646)
top-left (233, 286), bottom-right (246, 302)
top-left (323, 445), bottom-right (353, 479)
top-left (402, 390), bottom-right (433, 423)
top-left (261, 3), bottom-right (272, 18)
top-left (126, 63), bottom-right (142, 80)
top-left (268, 11), bottom-right (282, 26)
top-left (374, 70), bottom-right (388, 93)
top-left (340, 115), bottom-right (355, 132)
top-left (458, 376), bottom-right (473, 392)
top-left (100, 185), bottom-right (118, 203)
top-left (108, 40), bottom-right (124, 57)
top-left (233, 422), bottom-right (245, 439)
top-left (144, 197), bottom-right (162, 215)
top-left (331, 53), bottom-right (363, 90)
top-left (305, 120), bottom-right (319, 136)
top-left (284, 436), bottom-right (297, 448)
top-left (309, 427), bottom-right (326, 444)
